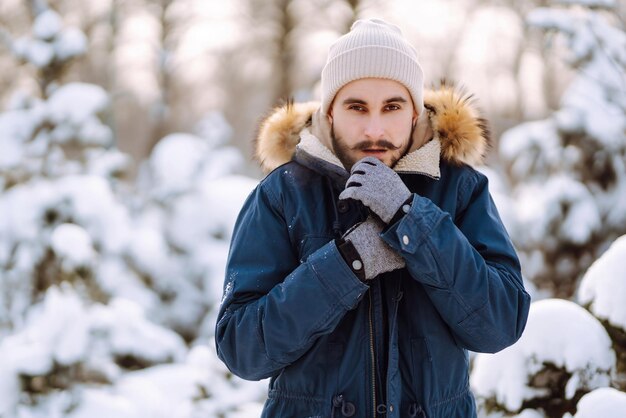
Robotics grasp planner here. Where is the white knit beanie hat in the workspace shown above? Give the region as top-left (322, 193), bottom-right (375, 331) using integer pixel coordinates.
top-left (321, 18), bottom-right (424, 116)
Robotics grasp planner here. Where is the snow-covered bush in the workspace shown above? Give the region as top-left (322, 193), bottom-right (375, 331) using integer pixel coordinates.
top-left (471, 299), bottom-right (615, 417)
top-left (571, 387), bottom-right (626, 418)
top-left (578, 234), bottom-right (626, 389)
top-left (0, 285), bottom-right (266, 417)
top-left (133, 120), bottom-right (256, 339)
top-left (0, 174), bottom-right (133, 330)
top-left (499, 0), bottom-right (626, 297)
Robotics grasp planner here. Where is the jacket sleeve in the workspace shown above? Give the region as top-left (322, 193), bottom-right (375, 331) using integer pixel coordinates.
top-left (215, 182), bottom-right (368, 380)
top-left (381, 171), bottom-right (531, 353)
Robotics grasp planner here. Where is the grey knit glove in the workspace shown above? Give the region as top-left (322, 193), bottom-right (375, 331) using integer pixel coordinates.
top-left (339, 157), bottom-right (411, 224)
top-left (342, 216), bottom-right (405, 280)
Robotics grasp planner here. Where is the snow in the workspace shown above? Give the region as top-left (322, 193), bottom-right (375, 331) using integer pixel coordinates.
top-left (54, 175), bottom-right (132, 254)
top-left (165, 175), bottom-right (257, 249)
top-left (556, 0), bottom-right (616, 7)
top-left (603, 158), bottom-right (626, 227)
top-left (147, 133), bottom-right (246, 200)
top-left (499, 0), bottom-right (626, 300)
top-left (515, 410), bottom-right (545, 418)
top-left (0, 287), bottom-right (88, 381)
top-left (499, 120), bottom-right (562, 181)
top-left (514, 176), bottom-right (601, 247)
top-left (0, 84), bottom-right (111, 175)
top-left (0, 174), bottom-right (134, 337)
top-left (66, 390), bottom-right (137, 418)
top-left (194, 111), bottom-right (234, 148)
top-left (91, 298), bottom-right (187, 363)
top-left (96, 257), bottom-right (159, 310)
top-left (46, 83), bottom-right (111, 146)
top-left (573, 387), bottom-right (626, 418)
top-left (54, 27), bottom-right (88, 61)
top-left (578, 235), bottom-right (626, 330)
top-left (148, 133), bottom-right (212, 197)
top-left (477, 166), bottom-right (516, 236)
top-left (199, 175), bottom-right (257, 241)
top-left (527, 8), bottom-right (626, 151)
top-left (0, 109), bottom-right (33, 169)
top-left (126, 225), bottom-right (171, 281)
top-left (33, 10), bottom-right (62, 41)
top-left (22, 38), bottom-right (55, 67)
top-left (0, 8), bottom-right (269, 418)
top-left (86, 149), bottom-right (132, 179)
top-left (0, 361), bottom-right (20, 416)
top-left (471, 299), bottom-right (615, 412)
top-left (0, 285), bottom-right (203, 415)
top-left (11, 10), bottom-right (87, 69)
top-left (50, 223), bottom-right (96, 268)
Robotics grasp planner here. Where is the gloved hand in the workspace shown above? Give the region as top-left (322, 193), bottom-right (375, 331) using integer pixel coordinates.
top-left (342, 216), bottom-right (405, 280)
top-left (339, 157), bottom-right (411, 224)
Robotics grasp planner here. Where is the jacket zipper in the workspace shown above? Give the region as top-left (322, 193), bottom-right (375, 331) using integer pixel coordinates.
top-left (368, 291), bottom-right (376, 418)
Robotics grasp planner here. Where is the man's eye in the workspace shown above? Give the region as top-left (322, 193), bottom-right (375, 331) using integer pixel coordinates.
top-left (348, 105), bottom-right (366, 112)
top-left (385, 104), bottom-right (401, 111)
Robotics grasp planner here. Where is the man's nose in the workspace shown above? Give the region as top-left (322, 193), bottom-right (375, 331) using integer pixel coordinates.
top-left (363, 115), bottom-right (385, 139)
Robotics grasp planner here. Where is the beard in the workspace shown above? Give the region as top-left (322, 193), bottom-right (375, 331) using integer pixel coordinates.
top-left (330, 124), bottom-right (415, 171)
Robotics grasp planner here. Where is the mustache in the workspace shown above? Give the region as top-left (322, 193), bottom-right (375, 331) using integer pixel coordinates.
top-left (351, 140), bottom-right (401, 151)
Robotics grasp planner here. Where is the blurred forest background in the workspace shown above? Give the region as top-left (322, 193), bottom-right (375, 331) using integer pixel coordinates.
top-left (0, 0), bottom-right (625, 417)
top-left (2, 0), bottom-right (604, 174)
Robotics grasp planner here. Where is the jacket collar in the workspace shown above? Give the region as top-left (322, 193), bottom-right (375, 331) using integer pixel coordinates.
top-left (296, 127), bottom-right (442, 179)
top-left (255, 82), bottom-right (490, 178)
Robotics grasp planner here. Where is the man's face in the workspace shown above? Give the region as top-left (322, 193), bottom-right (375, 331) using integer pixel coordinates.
top-left (328, 78), bottom-right (417, 171)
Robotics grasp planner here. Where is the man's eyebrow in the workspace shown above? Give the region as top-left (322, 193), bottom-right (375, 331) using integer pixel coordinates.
top-left (342, 97), bottom-right (408, 105)
top-left (342, 98), bottom-right (367, 105)
top-left (384, 96), bottom-right (408, 103)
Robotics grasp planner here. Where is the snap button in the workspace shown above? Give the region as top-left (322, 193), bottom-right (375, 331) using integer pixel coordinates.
top-left (402, 204), bottom-right (410, 214)
top-left (337, 200), bottom-right (349, 213)
top-left (389, 404), bottom-right (394, 412)
top-left (352, 260), bottom-right (362, 271)
top-left (402, 235), bottom-right (410, 245)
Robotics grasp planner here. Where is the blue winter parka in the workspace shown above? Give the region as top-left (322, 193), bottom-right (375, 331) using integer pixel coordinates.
top-left (216, 87), bottom-right (531, 418)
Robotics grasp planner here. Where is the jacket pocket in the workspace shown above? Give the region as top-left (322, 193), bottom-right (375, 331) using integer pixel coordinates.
top-left (410, 337), bottom-right (433, 399)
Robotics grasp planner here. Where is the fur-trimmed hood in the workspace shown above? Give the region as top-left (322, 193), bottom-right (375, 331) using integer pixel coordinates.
top-left (255, 83), bottom-right (490, 176)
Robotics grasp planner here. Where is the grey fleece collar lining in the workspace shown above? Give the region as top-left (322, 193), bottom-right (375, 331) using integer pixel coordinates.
top-left (296, 128), bottom-right (441, 179)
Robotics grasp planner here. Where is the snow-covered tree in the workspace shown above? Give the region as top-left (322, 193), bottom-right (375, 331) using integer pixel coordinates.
top-left (10, 7), bottom-right (87, 98)
top-left (471, 299), bottom-right (616, 418)
top-left (499, 0), bottom-right (626, 297)
top-left (0, 6), bottom-right (123, 189)
top-left (0, 4), bottom-right (266, 416)
top-left (0, 6), bottom-right (129, 332)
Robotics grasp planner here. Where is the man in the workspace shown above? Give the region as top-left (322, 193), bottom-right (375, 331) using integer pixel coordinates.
top-left (216, 19), bottom-right (530, 418)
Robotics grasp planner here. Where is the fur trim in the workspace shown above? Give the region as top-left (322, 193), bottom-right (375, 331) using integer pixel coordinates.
top-left (423, 81), bottom-right (490, 167)
top-left (255, 101), bottom-right (320, 174)
top-left (255, 84), bottom-right (489, 173)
